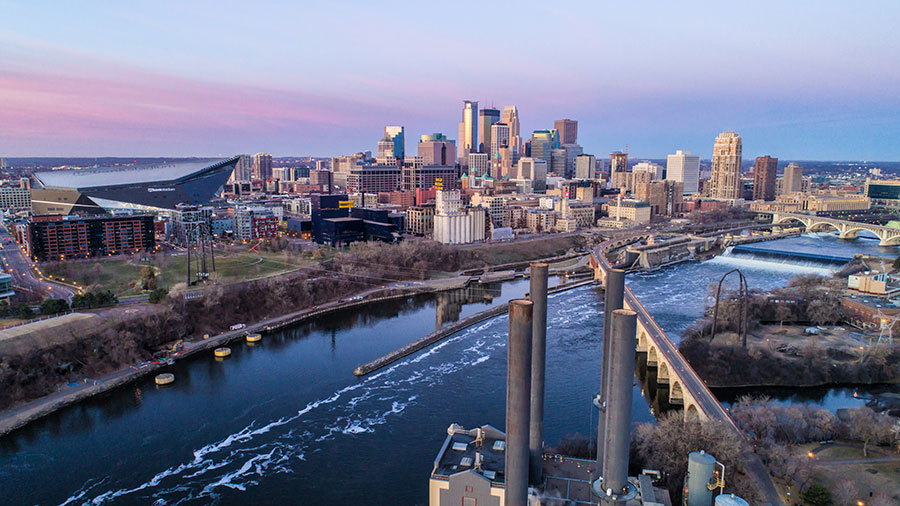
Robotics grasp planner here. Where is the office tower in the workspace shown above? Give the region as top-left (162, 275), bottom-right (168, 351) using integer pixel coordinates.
top-left (709, 131), bottom-right (742, 200)
top-left (468, 152), bottom-right (490, 179)
top-left (501, 105), bottom-right (521, 144)
top-left (609, 151), bottom-right (627, 173)
top-left (665, 150), bottom-right (700, 194)
top-left (490, 123), bottom-right (511, 178)
top-left (632, 162), bottom-right (664, 180)
top-left (550, 149), bottom-right (566, 176)
top-left (549, 129), bottom-right (560, 149)
top-left (384, 126), bottom-right (405, 159)
top-left (377, 138), bottom-right (395, 161)
top-left (252, 152), bottom-right (273, 180)
top-left (458, 100), bottom-right (478, 167)
top-left (490, 123), bottom-right (510, 160)
top-left (753, 156), bottom-right (778, 201)
top-left (562, 144), bottom-right (583, 178)
top-left (530, 130), bottom-right (553, 163)
top-left (478, 108), bottom-right (500, 154)
top-left (0, 158), bottom-right (7, 170)
top-left (575, 154), bottom-right (596, 179)
top-left (517, 157), bottom-right (548, 192)
top-left (418, 134), bottom-right (457, 166)
top-left (783, 162), bottom-right (803, 194)
top-left (554, 119), bottom-right (578, 145)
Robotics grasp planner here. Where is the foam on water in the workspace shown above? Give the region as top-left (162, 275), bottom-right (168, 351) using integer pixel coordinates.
top-left (62, 311), bottom-right (512, 505)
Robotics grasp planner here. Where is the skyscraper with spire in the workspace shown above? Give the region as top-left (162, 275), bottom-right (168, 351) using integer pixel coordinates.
top-left (709, 131), bottom-right (743, 200)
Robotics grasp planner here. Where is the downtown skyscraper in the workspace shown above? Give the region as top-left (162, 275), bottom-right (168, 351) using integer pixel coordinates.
top-left (553, 119), bottom-right (578, 145)
top-left (478, 108), bottom-right (500, 154)
top-left (458, 100), bottom-right (478, 168)
top-left (666, 150), bottom-right (700, 194)
top-left (709, 131), bottom-right (742, 200)
top-left (501, 105), bottom-right (521, 154)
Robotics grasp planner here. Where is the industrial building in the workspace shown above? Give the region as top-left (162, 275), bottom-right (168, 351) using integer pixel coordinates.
top-left (25, 214), bottom-right (156, 260)
top-left (429, 268), bottom-right (686, 506)
top-left (31, 157), bottom-right (239, 213)
top-left (310, 194), bottom-right (402, 246)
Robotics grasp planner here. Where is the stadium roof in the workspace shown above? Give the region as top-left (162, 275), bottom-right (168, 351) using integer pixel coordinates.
top-left (33, 158), bottom-right (228, 189)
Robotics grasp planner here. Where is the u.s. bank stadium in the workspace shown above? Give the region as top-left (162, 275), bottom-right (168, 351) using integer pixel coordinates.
top-left (31, 157), bottom-right (239, 214)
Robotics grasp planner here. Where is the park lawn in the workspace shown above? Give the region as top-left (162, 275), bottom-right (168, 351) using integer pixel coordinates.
top-left (157, 251), bottom-right (313, 288)
top-left (42, 259), bottom-right (143, 296)
top-left (42, 251), bottom-right (316, 295)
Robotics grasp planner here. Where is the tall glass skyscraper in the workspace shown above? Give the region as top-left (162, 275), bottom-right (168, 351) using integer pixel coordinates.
top-left (383, 126), bottom-right (405, 159)
top-left (458, 101), bottom-right (478, 168)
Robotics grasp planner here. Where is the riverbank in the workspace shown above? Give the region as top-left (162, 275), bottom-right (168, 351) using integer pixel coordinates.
top-left (0, 251), bottom-right (590, 437)
top-left (353, 278), bottom-right (595, 376)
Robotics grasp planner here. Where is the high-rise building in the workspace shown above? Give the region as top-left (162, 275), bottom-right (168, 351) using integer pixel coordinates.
top-left (252, 153), bottom-right (273, 181)
top-left (666, 150), bottom-right (700, 194)
top-left (554, 119), bottom-right (578, 145)
top-left (575, 154), bottom-right (596, 179)
top-left (550, 149), bottom-right (567, 176)
top-left (709, 131), bottom-right (742, 200)
top-left (458, 100), bottom-right (478, 167)
top-left (501, 105), bottom-right (521, 149)
top-left (517, 157), bottom-right (548, 192)
top-left (530, 130), bottom-right (554, 163)
top-left (782, 162), bottom-right (803, 194)
top-left (753, 156), bottom-right (778, 201)
top-left (376, 138), bottom-right (395, 162)
top-left (230, 154), bottom-right (252, 182)
top-left (418, 134), bottom-right (457, 166)
top-left (384, 126), bottom-right (405, 159)
top-left (562, 144), bottom-right (583, 178)
top-left (467, 153), bottom-right (490, 179)
top-left (478, 108), bottom-right (500, 154)
top-left (609, 151), bottom-right (628, 174)
top-left (490, 123), bottom-right (510, 178)
top-left (632, 162), bottom-right (664, 180)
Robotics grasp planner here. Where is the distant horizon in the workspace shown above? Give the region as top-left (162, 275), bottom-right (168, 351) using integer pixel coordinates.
top-left (2, 2), bottom-right (899, 159)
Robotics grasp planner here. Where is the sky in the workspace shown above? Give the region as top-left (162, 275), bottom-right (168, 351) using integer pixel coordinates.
top-left (2, 1), bottom-right (900, 160)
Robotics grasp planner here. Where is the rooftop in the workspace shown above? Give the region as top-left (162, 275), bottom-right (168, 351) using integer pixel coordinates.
top-left (33, 158), bottom-right (235, 189)
top-left (431, 425), bottom-right (506, 485)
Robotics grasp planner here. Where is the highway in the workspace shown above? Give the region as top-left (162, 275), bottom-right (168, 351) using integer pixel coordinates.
top-left (0, 223), bottom-right (76, 301)
top-left (593, 236), bottom-right (786, 506)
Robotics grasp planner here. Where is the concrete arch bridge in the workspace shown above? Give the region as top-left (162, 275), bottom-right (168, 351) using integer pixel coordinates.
top-left (771, 211), bottom-right (900, 246)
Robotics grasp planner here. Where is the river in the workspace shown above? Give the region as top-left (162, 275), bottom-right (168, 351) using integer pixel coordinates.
top-left (0, 232), bottom-right (896, 505)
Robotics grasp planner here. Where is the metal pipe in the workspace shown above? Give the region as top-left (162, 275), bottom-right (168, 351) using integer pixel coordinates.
top-left (601, 309), bottom-right (637, 500)
top-left (528, 262), bottom-right (549, 486)
top-left (597, 269), bottom-right (625, 468)
top-left (506, 299), bottom-right (533, 506)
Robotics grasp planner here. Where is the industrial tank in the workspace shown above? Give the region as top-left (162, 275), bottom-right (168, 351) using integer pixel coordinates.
top-left (685, 451), bottom-right (716, 506)
top-left (714, 494), bottom-right (749, 506)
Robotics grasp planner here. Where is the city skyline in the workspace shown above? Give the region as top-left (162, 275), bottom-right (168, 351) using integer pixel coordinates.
top-left (2, 1), bottom-right (900, 160)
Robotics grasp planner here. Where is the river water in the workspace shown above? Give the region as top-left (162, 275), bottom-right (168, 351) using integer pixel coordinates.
top-left (1, 233), bottom-right (896, 505)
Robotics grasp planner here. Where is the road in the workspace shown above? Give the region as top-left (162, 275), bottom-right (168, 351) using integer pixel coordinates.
top-left (593, 236), bottom-right (787, 506)
top-left (0, 224), bottom-right (76, 301)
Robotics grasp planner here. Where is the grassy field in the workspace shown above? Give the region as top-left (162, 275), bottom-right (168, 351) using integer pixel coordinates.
top-left (794, 442), bottom-right (900, 504)
top-left (41, 248), bottom-right (315, 295)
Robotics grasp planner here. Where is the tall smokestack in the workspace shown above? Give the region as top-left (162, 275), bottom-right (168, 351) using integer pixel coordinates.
top-left (597, 269), bottom-right (625, 466)
top-left (506, 299), bottom-right (533, 506)
top-left (528, 262), bottom-right (549, 486)
top-left (598, 309), bottom-right (637, 502)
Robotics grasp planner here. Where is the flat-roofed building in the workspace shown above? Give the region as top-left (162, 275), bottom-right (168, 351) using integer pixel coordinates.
top-left (347, 165), bottom-right (401, 194)
top-left (666, 150), bottom-right (700, 194)
top-left (0, 187), bottom-right (31, 211)
top-left (26, 214), bottom-right (156, 260)
top-left (753, 156), bottom-right (778, 201)
top-left (406, 203), bottom-right (435, 236)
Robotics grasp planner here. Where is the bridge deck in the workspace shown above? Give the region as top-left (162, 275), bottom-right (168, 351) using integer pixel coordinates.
top-left (593, 235), bottom-right (785, 505)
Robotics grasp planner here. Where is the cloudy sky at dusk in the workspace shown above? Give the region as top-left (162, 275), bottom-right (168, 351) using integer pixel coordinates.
top-left (2, 1), bottom-right (899, 160)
